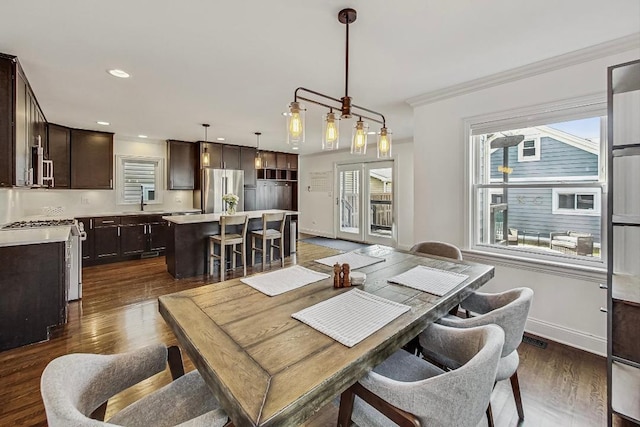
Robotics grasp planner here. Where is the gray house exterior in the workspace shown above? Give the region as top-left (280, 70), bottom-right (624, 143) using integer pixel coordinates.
top-left (490, 126), bottom-right (601, 244)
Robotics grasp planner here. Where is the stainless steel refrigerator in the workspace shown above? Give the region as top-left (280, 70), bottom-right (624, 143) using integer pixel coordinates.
top-left (193, 169), bottom-right (244, 213)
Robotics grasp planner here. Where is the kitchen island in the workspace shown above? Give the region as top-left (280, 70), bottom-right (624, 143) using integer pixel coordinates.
top-left (163, 210), bottom-right (298, 279)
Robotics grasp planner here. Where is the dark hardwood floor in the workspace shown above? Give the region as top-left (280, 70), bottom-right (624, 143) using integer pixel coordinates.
top-left (0, 241), bottom-right (622, 426)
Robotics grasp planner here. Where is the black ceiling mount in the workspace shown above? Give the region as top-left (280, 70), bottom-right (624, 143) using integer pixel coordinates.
top-left (338, 8), bottom-right (357, 24)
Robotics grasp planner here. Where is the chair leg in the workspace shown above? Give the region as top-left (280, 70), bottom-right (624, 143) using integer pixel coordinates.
top-left (209, 239), bottom-right (214, 276)
top-left (280, 237), bottom-right (284, 267)
top-left (486, 403), bottom-right (494, 427)
top-left (251, 235), bottom-right (256, 266)
top-left (241, 242), bottom-right (246, 277)
top-left (220, 242), bottom-right (225, 282)
top-left (232, 243), bottom-right (237, 270)
top-left (510, 371), bottom-right (525, 420)
top-left (270, 240), bottom-right (275, 266)
top-left (262, 235), bottom-right (267, 269)
top-left (167, 345), bottom-right (185, 380)
top-left (337, 386), bottom-right (355, 427)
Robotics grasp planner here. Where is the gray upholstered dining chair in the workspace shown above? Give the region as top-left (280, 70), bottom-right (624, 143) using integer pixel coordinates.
top-left (338, 323), bottom-right (505, 427)
top-left (429, 287), bottom-right (534, 426)
top-left (410, 241), bottom-right (463, 261)
top-left (41, 344), bottom-right (228, 427)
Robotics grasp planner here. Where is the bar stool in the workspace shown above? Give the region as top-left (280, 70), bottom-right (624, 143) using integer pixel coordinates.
top-left (251, 212), bottom-right (286, 269)
top-left (209, 214), bottom-right (248, 281)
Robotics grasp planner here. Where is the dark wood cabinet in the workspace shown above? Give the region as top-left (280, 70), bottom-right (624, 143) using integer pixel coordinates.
top-left (200, 142), bottom-right (222, 169)
top-left (222, 145), bottom-right (241, 169)
top-left (120, 223), bottom-right (147, 255)
top-left (167, 140), bottom-right (196, 190)
top-left (241, 147), bottom-right (257, 186)
top-left (0, 53), bottom-right (48, 188)
top-left (70, 129), bottom-right (113, 189)
top-left (287, 154), bottom-right (298, 170)
top-left (244, 187), bottom-right (257, 211)
top-left (93, 217), bottom-right (120, 260)
top-left (149, 221), bottom-right (167, 251)
top-left (262, 152), bottom-right (276, 169)
top-left (276, 153), bottom-right (288, 169)
top-left (47, 123), bottom-right (71, 188)
top-left (0, 242), bottom-right (66, 351)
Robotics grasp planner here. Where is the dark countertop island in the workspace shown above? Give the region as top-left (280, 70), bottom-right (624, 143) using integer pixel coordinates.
top-left (163, 210), bottom-right (298, 279)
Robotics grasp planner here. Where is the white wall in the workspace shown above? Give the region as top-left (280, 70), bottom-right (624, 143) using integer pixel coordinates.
top-left (411, 49), bottom-right (640, 355)
top-left (299, 141), bottom-right (414, 249)
top-left (0, 137), bottom-right (193, 223)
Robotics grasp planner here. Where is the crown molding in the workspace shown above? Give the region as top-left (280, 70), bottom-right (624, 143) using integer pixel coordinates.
top-left (407, 33), bottom-right (640, 108)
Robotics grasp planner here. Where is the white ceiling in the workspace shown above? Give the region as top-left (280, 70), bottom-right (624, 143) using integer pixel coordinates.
top-left (1, 0), bottom-right (638, 154)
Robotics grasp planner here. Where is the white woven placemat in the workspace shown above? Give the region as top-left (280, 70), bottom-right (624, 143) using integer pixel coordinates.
top-left (387, 265), bottom-right (469, 296)
top-left (292, 289), bottom-right (410, 347)
top-left (314, 252), bottom-right (385, 270)
top-left (240, 265), bottom-right (330, 296)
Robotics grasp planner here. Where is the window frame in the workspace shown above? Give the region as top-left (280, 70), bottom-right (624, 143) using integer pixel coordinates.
top-left (517, 137), bottom-right (541, 162)
top-left (116, 155), bottom-right (165, 206)
top-left (463, 94), bottom-right (607, 269)
top-left (551, 188), bottom-right (601, 216)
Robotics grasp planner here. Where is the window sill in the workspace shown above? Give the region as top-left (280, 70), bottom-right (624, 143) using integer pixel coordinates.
top-left (462, 248), bottom-right (607, 283)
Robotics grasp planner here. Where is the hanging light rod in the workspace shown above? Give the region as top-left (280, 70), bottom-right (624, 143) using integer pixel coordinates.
top-left (286, 8), bottom-right (391, 158)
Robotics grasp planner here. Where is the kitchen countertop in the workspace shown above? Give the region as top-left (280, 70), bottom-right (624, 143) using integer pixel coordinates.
top-left (75, 208), bottom-right (202, 218)
top-left (0, 226), bottom-right (72, 247)
top-left (164, 209), bottom-right (299, 225)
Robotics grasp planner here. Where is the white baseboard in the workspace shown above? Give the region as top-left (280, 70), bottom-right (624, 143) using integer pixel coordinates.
top-left (525, 317), bottom-right (606, 357)
top-left (299, 228), bottom-right (335, 239)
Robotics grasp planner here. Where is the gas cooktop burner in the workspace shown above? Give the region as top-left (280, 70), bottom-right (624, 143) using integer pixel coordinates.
top-left (2, 219), bottom-right (77, 229)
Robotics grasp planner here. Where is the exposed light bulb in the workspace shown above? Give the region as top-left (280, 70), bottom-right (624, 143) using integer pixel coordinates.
top-left (289, 111), bottom-right (303, 137)
top-left (325, 116), bottom-right (338, 143)
top-left (379, 132), bottom-right (389, 154)
top-left (254, 155), bottom-right (262, 169)
top-left (355, 122), bottom-right (366, 148)
top-left (202, 151), bottom-right (210, 167)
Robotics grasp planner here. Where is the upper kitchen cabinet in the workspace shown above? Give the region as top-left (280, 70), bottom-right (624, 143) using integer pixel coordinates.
top-left (47, 123), bottom-right (71, 188)
top-left (222, 144), bottom-right (241, 170)
top-left (241, 146), bottom-right (257, 186)
top-left (167, 140), bottom-right (196, 190)
top-left (287, 154), bottom-right (298, 170)
top-left (70, 129), bottom-right (113, 189)
top-left (0, 53), bottom-right (48, 187)
top-left (261, 151), bottom-right (276, 169)
top-left (199, 142), bottom-right (241, 170)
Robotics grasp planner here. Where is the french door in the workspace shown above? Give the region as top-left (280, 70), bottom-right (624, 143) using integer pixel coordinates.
top-left (335, 161), bottom-right (395, 246)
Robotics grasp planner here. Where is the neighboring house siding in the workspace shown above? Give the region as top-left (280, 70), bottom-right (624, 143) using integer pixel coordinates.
top-left (490, 136), bottom-right (600, 244)
top-left (491, 136), bottom-right (598, 180)
top-left (370, 177), bottom-right (384, 193)
top-left (507, 188), bottom-right (600, 243)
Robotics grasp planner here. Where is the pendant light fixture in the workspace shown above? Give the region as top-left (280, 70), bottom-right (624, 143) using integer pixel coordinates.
top-left (254, 132), bottom-right (263, 169)
top-left (202, 124), bottom-right (210, 167)
top-left (286, 8), bottom-right (391, 158)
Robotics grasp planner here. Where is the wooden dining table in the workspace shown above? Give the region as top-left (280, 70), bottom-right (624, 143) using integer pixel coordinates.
top-left (158, 245), bottom-right (495, 427)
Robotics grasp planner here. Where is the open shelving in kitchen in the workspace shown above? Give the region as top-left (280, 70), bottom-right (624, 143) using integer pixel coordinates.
top-left (606, 58), bottom-right (640, 426)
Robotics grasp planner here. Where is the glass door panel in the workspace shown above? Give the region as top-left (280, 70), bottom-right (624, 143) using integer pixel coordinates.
top-left (366, 162), bottom-right (394, 245)
top-left (336, 165), bottom-right (362, 241)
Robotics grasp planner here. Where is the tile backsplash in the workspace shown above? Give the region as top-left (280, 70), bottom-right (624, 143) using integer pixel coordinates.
top-left (0, 188), bottom-right (194, 224)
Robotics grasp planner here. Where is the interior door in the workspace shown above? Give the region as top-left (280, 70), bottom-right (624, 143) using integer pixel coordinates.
top-left (335, 161), bottom-right (395, 245)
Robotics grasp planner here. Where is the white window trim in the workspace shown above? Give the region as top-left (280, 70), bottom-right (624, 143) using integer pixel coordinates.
top-left (517, 137), bottom-right (541, 162)
top-left (552, 187), bottom-right (601, 216)
top-left (115, 155), bottom-right (165, 206)
top-left (463, 94), bottom-right (607, 270)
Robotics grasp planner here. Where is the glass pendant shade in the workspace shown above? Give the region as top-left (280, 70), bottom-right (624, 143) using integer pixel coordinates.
top-left (350, 120), bottom-right (369, 155)
top-left (377, 127), bottom-right (392, 158)
top-left (322, 112), bottom-right (340, 150)
top-left (254, 152), bottom-right (262, 169)
top-left (287, 101), bottom-right (305, 147)
top-left (202, 150), bottom-right (210, 167)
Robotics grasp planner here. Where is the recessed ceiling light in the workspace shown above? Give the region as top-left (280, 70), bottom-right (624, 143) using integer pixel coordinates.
top-left (138, 135), bottom-right (148, 138)
top-left (216, 137), bottom-right (225, 141)
top-left (108, 69), bottom-right (130, 78)
top-left (292, 146), bottom-right (299, 150)
top-left (97, 121), bottom-right (110, 126)
top-left (367, 131), bottom-right (376, 135)
top-left (282, 112), bottom-right (292, 117)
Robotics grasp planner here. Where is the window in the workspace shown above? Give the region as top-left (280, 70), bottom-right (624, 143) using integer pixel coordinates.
top-left (552, 188), bottom-right (600, 216)
top-left (116, 155), bottom-right (164, 205)
top-left (517, 137), bottom-right (541, 162)
top-left (467, 102), bottom-right (606, 265)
